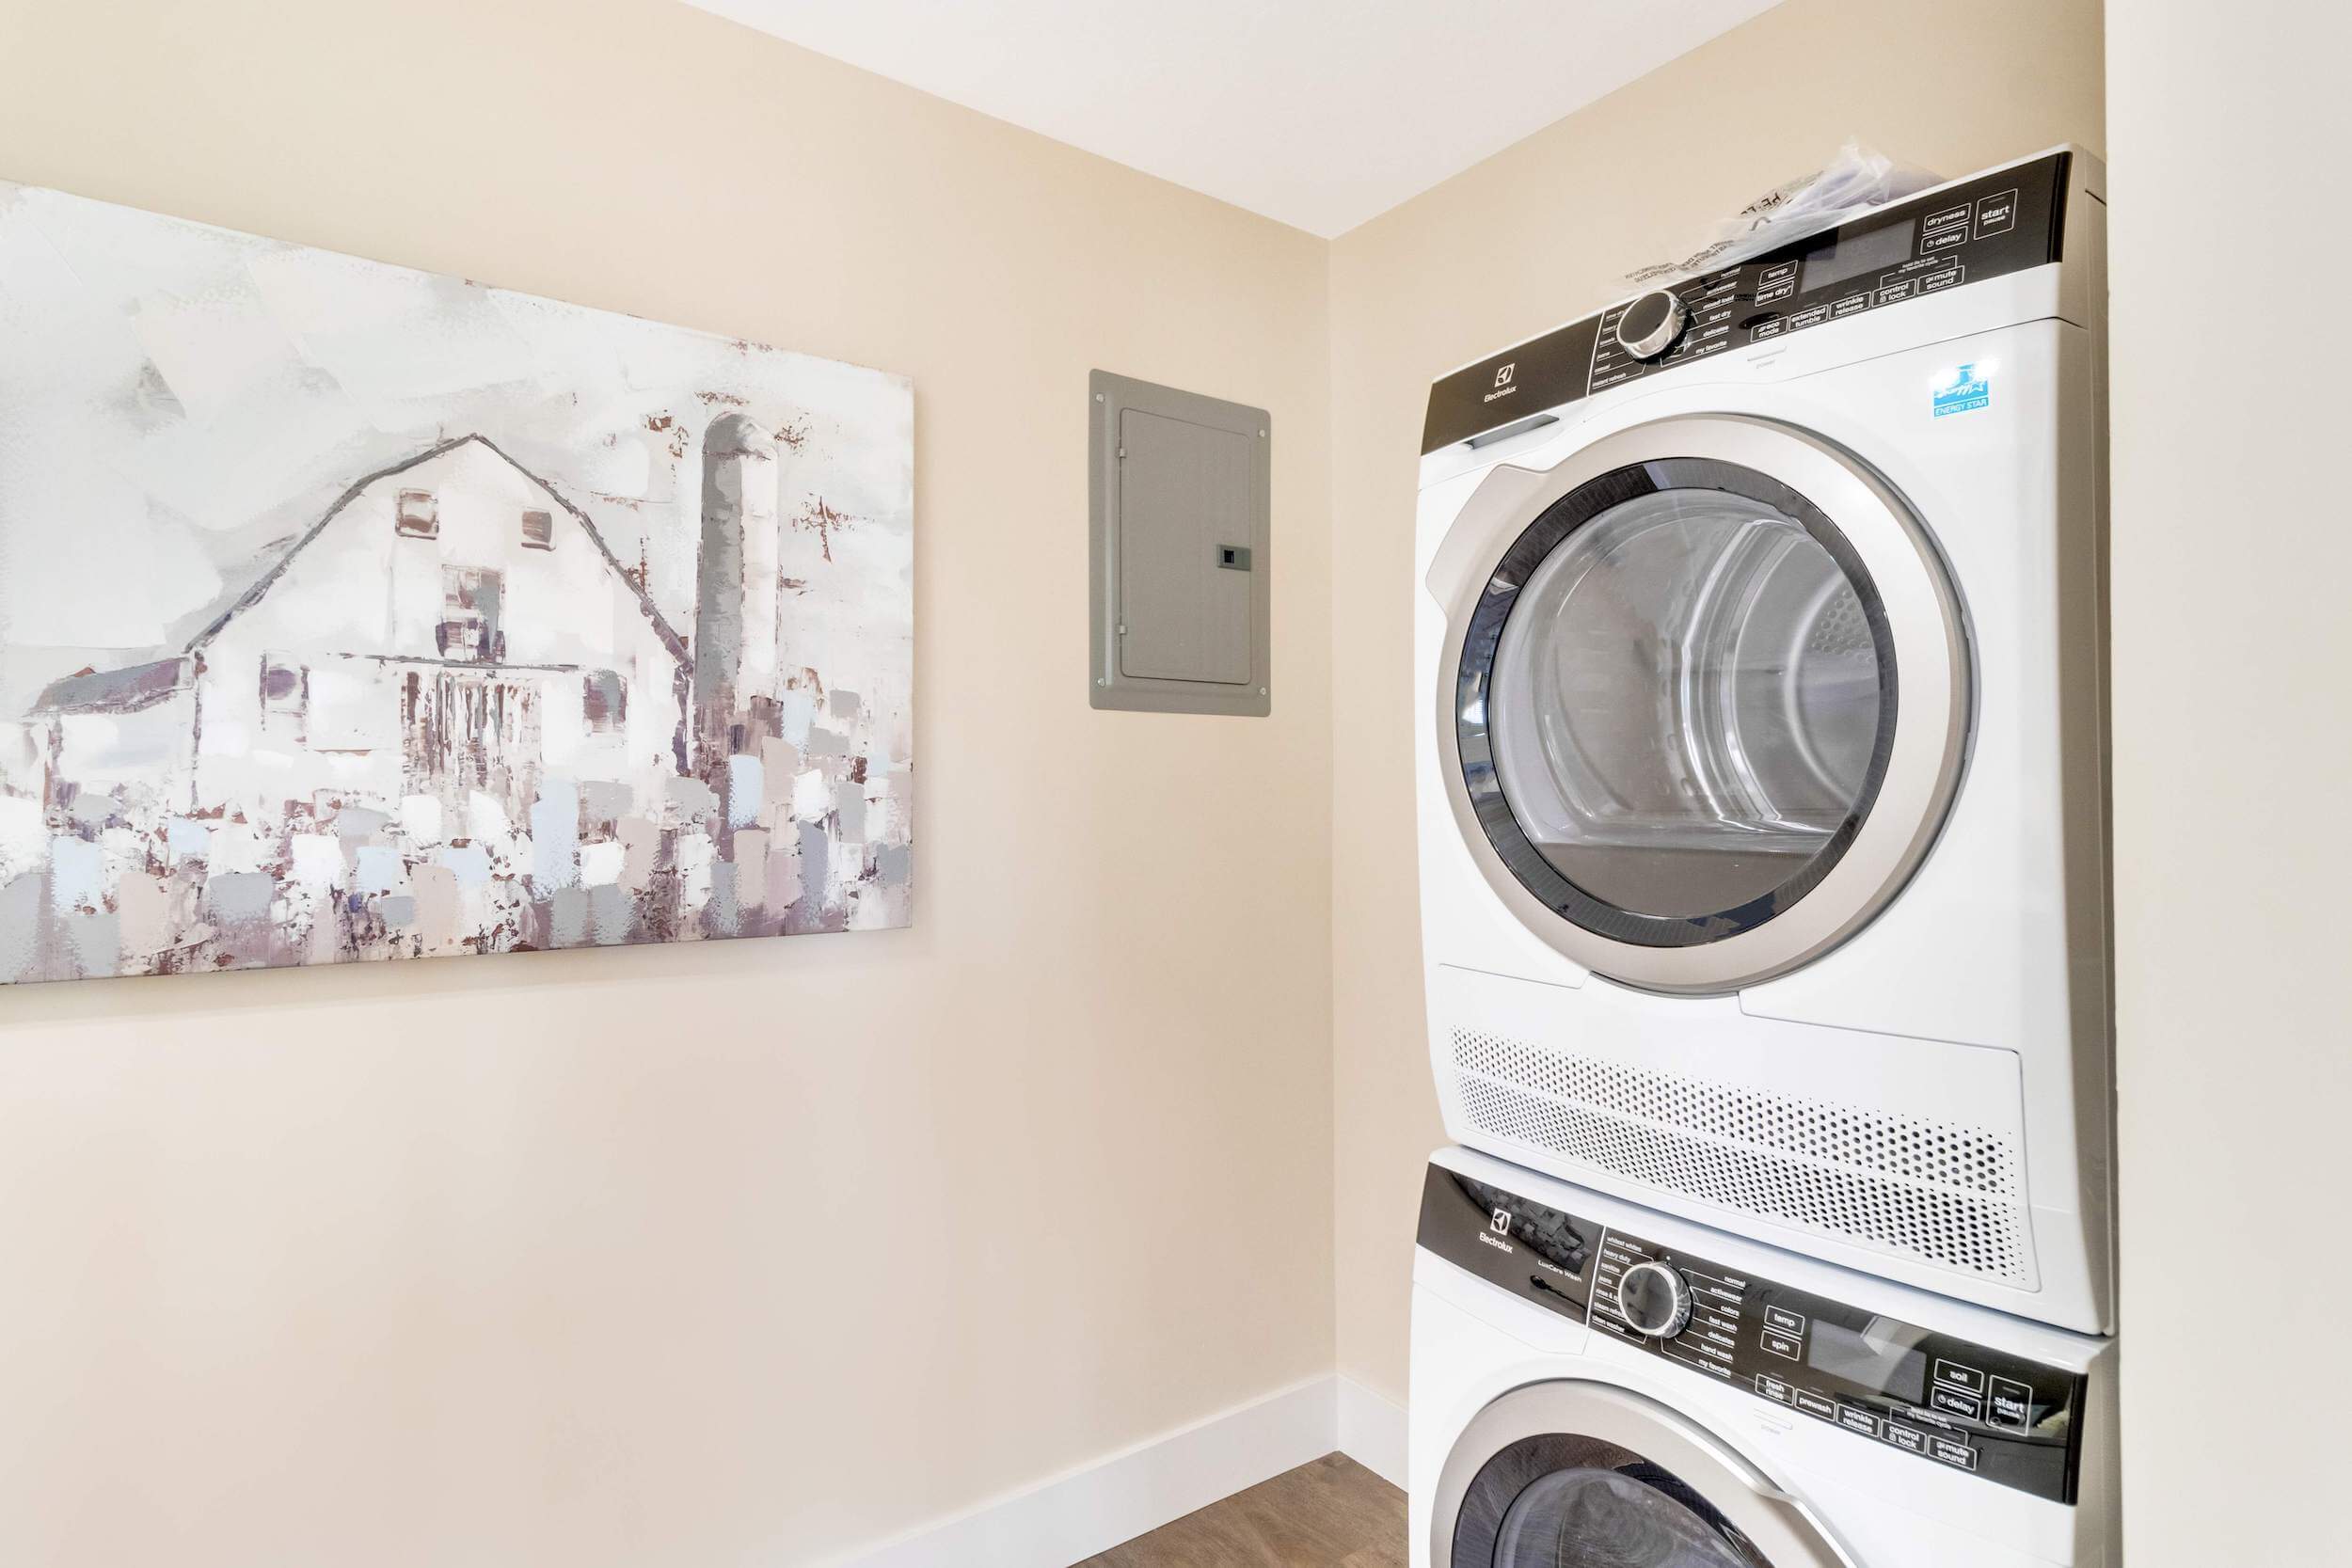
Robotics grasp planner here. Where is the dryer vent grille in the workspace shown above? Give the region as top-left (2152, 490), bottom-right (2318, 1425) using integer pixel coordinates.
top-left (1450, 1029), bottom-right (2029, 1285)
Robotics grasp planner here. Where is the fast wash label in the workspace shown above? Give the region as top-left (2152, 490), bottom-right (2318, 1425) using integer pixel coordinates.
top-left (1932, 362), bottom-right (1993, 417)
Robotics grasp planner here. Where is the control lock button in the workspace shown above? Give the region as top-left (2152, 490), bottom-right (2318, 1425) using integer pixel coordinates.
top-left (1883, 1422), bottom-right (1928, 1455)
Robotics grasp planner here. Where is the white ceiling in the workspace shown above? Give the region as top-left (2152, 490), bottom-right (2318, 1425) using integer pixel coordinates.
top-left (683, 1), bottom-right (1783, 238)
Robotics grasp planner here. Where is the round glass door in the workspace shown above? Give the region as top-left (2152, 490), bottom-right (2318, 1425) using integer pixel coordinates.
top-left (1428, 1383), bottom-right (1849, 1568)
top-left (1438, 421), bottom-right (1967, 992)
top-left (1455, 1434), bottom-right (1773, 1567)
top-left (1468, 462), bottom-right (1892, 942)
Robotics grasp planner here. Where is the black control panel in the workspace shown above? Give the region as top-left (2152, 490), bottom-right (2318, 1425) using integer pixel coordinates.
top-left (1418, 1164), bottom-right (2089, 1504)
top-left (1422, 150), bottom-right (2073, 453)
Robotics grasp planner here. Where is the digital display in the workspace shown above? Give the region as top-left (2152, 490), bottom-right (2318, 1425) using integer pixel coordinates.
top-left (1799, 221), bottom-right (1918, 294)
top-left (1807, 1315), bottom-right (1929, 1402)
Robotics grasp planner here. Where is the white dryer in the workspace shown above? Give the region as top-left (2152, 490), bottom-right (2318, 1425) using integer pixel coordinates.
top-left (1413, 149), bottom-right (2111, 1332)
top-left (1410, 1147), bottom-right (2117, 1568)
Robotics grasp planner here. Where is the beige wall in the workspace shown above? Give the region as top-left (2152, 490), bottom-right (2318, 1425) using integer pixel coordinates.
top-left (1327, 0), bottom-right (2107, 1405)
top-left (2107, 3), bottom-right (2352, 1561)
top-left (0, 3), bottom-right (1333, 1564)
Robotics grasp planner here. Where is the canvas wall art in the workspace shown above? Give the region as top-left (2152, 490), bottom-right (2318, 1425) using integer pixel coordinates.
top-left (0, 182), bottom-right (914, 984)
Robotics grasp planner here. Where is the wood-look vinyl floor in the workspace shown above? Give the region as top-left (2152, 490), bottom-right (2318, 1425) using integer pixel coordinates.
top-left (1073, 1452), bottom-right (1407, 1568)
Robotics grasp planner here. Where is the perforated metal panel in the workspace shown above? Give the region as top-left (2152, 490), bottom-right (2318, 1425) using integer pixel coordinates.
top-left (1449, 1026), bottom-right (2031, 1286)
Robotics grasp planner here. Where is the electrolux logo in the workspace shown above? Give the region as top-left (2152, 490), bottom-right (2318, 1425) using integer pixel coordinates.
top-left (1491, 1208), bottom-right (1513, 1234)
top-left (1493, 363), bottom-right (1515, 388)
top-left (1482, 361), bottom-right (1520, 405)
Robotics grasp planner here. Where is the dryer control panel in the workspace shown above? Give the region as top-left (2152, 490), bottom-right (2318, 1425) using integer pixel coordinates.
top-left (1422, 150), bottom-right (2074, 453)
top-left (1418, 1164), bottom-right (2089, 1505)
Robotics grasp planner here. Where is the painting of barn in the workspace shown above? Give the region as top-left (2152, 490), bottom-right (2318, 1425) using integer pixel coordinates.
top-left (0, 181), bottom-right (914, 983)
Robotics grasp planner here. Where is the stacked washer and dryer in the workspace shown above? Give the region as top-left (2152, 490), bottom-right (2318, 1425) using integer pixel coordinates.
top-left (1406, 148), bottom-right (2115, 1567)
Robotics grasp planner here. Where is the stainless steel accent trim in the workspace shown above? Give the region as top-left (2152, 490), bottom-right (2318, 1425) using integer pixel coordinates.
top-left (1615, 1259), bottom-right (1693, 1338)
top-left (1615, 290), bottom-right (1691, 358)
top-left (1427, 414), bottom-right (1971, 993)
top-left (1429, 1380), bottom-right (1854, 1568)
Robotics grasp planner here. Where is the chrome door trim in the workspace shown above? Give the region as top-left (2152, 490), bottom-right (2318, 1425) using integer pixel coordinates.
top-left (1430, 1379), bottom-right (1854, 1568)
top-left (1428, 414), bottom-right (1969, 993)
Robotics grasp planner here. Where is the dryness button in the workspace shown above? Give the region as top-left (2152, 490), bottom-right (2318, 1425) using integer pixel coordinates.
top-left (1975, 189), bottom-right (2018, 238)
top-left (1924, 202), bottom-right (1972, 233)
top-left (1988, 1377), bottom-right (2035, 1432)
top-left (1928, 1435), bottom-right (1979, 1472)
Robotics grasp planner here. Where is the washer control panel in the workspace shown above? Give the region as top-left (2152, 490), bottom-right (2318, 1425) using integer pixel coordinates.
top-left (1422, 150), bottom-right (2074, 452)
top-left (1417, 1164), bottom-right (2088, 1505)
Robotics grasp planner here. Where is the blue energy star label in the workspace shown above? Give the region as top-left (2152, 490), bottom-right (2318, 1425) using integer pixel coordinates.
top-left (1932, 363), bottom-right (1992, 417)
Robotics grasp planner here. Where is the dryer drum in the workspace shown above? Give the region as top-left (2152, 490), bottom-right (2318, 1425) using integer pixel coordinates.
top-left (1457, 457), bottom-right (1899, 948)
top-left (1431, 413), bottom-right (1971, 996)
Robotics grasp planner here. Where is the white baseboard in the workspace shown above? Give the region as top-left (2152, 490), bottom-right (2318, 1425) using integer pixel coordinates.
top-left (838, 1374), bottom-right (1346, 1568)
top-left (1335, 1374), bottom-right (1409, 1491)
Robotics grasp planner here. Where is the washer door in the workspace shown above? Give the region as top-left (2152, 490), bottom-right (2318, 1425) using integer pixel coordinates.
top-left (1432, 1382), bottom-right (1850, 1568)
top-left (1431, 416), bottom-right (1967, 993)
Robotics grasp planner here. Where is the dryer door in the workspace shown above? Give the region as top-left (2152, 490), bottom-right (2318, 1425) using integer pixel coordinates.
top-left (1432, 1381), bottom-right (1850, 1568)
top-left (1431, 415), bottom-right (1967, 993)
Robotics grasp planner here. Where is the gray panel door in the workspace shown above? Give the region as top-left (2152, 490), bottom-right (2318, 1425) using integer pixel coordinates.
top-left (1118, 407), bottom-right (1252, 685)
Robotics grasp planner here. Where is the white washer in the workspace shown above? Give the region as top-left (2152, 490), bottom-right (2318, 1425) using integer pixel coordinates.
top-left (1410, 1147), bottom-right (2117, 1568)
top-left (1413, 149), bottom-right (2111, 1332)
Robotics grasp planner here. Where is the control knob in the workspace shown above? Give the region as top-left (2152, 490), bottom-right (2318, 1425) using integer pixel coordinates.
top-left (1615, 1259), bottom-right (1693, 1338)
top-left (1613, 289), bottom-right (1690, 360)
